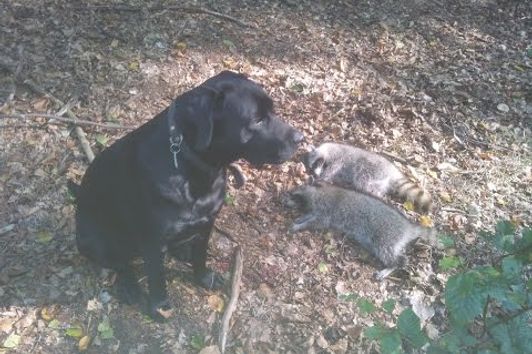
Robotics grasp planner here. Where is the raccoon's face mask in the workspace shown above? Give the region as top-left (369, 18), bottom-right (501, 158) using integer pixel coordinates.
top-left (304, 150), bottom-right (326, 177)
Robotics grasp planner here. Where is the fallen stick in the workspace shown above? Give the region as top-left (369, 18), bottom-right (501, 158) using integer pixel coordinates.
top-left (218, 246), bottom-right (243, 354)
top-left (74, 5), bottom-right (256, 28)
top-left (22, 79), bottom-right (96, 162)
top-left (0, 57), bottom-right (98, 163)
top-left (0, 113), bottom-right (131, 130)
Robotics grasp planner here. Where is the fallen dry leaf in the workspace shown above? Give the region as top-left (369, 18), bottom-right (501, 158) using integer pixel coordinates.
top-left (78, 336), bottom-right (91, 352)
top-left (207, 294), bottom-right (225, 313)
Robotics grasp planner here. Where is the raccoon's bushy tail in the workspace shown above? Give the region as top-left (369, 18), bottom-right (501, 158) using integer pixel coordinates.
top-left (392, 178), bottom-right (432, 212)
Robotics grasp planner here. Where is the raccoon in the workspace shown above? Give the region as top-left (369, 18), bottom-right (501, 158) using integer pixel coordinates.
top-left (289, 183), bottom-right (437, 279)
top-left (304, 142), bottom-right (432, 212)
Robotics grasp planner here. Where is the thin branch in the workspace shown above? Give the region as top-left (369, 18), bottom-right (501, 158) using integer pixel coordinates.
top-left (21, 78), bottom-right (96, 162)
top-left (0, 113), bottom-right (131, 130)
top-left (74, 5), bottom-right (256, 28)
top-left (219, 246), bottom-right (243, 354)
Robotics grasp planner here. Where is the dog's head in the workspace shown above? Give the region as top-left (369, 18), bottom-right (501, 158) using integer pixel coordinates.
top-left (173, 71), bottom-right (303, 166)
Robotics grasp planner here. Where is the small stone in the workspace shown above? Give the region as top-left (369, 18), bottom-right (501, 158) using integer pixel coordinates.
top-left (497, 103), bottom-right (510, 113)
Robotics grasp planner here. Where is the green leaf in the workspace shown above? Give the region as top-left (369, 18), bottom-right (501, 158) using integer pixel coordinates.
top-left (494, 221), bottom-right (516, 252)
top-left (224, 193), bottom-right (235, 206)
top-left (439, 256), bottom-right (462, 271)
top-left (65, 326), bottom-right (84, 338)
top-left (318, 262), bottom-right (329, 273)
top-left (357, 298), bottom-right (376, 315)
top-left (501, 256), bottom-right (522, 279)
top-left (438, 234), bottom-right (455, 249)
top-left (36, 230), bottom-right (53, 243)
top-left (48, 319), bottom-right (60, 329)
top-left (380, 329), bottom-right (403, 354)
top-left (338, 292), bottom-right (357, 302)
top-left (97, 318), bottom-right (114, 340)
top-left (95, 134), bottom-right (109, 147)
top-left (190, 334), bottom-right (204, 350)
top-left (290, 83), bottom-right (305, 93)
top-left (445, 272), bottom-right (487, 326)
top-left (364, 324), bottom-right (387, 339)
top-left (2, 334), bottom-right (21, 348)
top-left (382, 299), bottom-right (396, 314)
top-left (222, 39), bottom-right (235, 48)
top-left (397, 308), bottom-right (428, 349)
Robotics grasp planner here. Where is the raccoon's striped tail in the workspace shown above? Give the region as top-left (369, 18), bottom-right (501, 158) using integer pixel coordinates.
top-left (392, 178), bottom-right (432, 212)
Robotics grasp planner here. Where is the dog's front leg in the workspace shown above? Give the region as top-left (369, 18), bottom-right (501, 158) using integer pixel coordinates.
top-left (191, 223), bottom-right (225, 290)
top-left (143, 239), bottom-right (171, 321)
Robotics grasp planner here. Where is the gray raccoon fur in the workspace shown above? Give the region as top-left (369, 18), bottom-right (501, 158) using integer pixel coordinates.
top-left (289, 183), bottom-right (437, 279)
top-left (304, 142), bottom-right (432, 212)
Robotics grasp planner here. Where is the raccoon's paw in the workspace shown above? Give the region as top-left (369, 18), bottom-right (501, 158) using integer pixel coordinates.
top-left (374, 267), bottom-right (397, 281)
top-left (291, 214), bottom-right (316, 232)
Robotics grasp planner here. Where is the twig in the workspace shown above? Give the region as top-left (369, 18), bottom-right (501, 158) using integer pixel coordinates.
top-left (0, 58), bottom-right (98, 162)
top-left (74, 5), bottom-right (256, 28)
top-left (381, 151), bottom-right (415, 166)
top-left (218, 246), bottom-right (243, 354)
top-left (0, 113), bottom-right (131, 130)
top-left (21, 79), bottom-right (96, 162)
top-left (214, 225), bottom-right (238, 244)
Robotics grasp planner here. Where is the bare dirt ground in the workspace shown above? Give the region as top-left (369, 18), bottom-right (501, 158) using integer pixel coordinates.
top-left (0, 0), bottom-right (530, 353)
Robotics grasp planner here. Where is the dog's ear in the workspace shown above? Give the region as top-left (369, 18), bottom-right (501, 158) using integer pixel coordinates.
top-left (178, 88), bottom-right (224, 151)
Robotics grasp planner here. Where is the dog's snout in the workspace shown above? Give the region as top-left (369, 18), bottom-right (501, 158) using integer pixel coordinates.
top-left (292, 131), bottom-right (304, 144)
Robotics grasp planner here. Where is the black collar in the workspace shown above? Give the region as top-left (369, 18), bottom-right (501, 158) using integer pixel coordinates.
top-left (167, 101), bottom-right (221, 178)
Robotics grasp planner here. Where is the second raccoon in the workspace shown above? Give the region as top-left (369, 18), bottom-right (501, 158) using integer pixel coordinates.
top-left (290, 183), bottom-right (437, 279)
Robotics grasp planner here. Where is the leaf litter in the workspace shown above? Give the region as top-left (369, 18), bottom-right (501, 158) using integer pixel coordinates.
top-left (0, 0), bottom-right (530, 353)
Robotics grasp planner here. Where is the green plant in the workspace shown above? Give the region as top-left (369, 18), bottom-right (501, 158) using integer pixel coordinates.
top-left (365, 221), bottom-right (531, 354)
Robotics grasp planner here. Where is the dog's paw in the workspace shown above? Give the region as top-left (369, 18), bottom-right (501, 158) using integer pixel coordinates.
top-left (195, 270), bottom-right (225, 290)
top-left (149, 299), bottom-right (173, 322)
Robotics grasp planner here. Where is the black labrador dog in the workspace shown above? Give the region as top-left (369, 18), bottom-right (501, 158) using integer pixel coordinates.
top-left (70, 71), bottom-right (303, 319)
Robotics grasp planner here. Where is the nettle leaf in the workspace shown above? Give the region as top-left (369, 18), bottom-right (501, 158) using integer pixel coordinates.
top-left (357, 298), bottom-right (376, 315)
top-left (364, 324), bottom-right (387, 340)
top-left (439, 256), bottom-right (462, 271)
top-left (397, 308), bottom-right (428, 349)
top-left (494, 221), bottom-right (516, 252)
top-left (382, 299), bottom-right (396, 314)
top-left (380, 329), bottom-right (403, 354)
top-left (445, 272), bottom-right (487, 326)
top-left (490, 321), bottom-right (514, 353)
top-left (501, 256), bottom-right (523, 280)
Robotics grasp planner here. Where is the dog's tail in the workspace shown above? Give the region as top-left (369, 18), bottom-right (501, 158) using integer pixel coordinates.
top-left (67, 180), bottom-right (80, 198)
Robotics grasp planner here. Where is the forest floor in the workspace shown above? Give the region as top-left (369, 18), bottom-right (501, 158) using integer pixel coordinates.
top-left (0, 0), bottom-right (530, 353)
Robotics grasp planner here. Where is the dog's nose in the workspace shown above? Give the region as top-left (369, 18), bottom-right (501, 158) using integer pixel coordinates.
top-left (292, 131), bottom-right (304, 144)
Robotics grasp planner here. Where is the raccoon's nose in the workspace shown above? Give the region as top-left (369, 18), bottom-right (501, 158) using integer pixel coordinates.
top-left (292, 130), bottom-right (304, 144)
